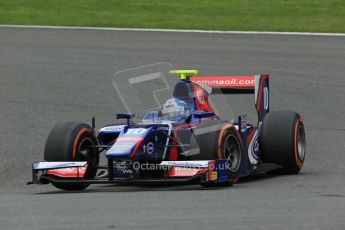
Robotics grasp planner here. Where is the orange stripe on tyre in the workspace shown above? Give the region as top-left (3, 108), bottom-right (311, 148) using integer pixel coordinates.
top-left (217, 123), bottom-right (242, 159)
top-left (294, 117), bottom-right (303, 169)
top-left (217, 123), bottom-right (232, 159)
top-left (217, 123), bottom-right (242, 184)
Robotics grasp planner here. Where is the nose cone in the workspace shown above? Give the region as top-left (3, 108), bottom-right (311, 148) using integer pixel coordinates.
top-left (106, 141), bottom-right (137, 158)
top-left (106, 127), bottom-right (150, 158)
top-left (106, 136), bottom-right (145, 158)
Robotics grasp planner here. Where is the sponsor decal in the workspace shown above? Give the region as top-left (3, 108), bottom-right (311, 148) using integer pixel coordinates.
top-left (146, 142), bottom-right (155, 154)
top-left (189, 76), bottom-right (255, 88)
top-left (210, 171), bottom-right (218, 181)
top-left (100, 125), bottom-right (125, 132)
top-left (161, 98), bottom-right (184, 114)
top-left (157, 126), bottom-right (169, 131)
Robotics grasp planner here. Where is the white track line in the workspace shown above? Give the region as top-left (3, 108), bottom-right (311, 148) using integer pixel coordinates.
top-left (1, 24), bottom-right (345, 36)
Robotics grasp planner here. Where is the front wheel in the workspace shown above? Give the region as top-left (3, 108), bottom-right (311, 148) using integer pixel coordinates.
top-left (44, 121), bottom-right (99, 190)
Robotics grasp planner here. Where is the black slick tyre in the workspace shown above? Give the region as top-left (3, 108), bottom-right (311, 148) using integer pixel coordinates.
top-left (260, 111), bottom-right (306, 174)
top-left (44, 121), bottom-right (99, 190)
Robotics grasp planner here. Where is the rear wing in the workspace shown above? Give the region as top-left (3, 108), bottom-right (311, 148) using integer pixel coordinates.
top-left (189, 74), bottom-right (269, 122)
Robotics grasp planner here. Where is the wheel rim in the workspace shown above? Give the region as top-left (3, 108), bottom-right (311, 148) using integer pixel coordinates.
top-left (77, 137), bottom-right (94, 161)
top-left (223, 134), bottom-right (241, 172)
top-left (297, 124), bottom-right (306, 161)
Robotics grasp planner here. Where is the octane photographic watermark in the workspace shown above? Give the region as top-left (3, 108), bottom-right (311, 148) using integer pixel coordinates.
top-left (130, 162), bottom-right (232, 171)
top-left (112, 62), bottom-right (235, 120)
top-left (112, 160), bottom-right (232, 172)
top-left (112, 62), bottom-right (236, 153)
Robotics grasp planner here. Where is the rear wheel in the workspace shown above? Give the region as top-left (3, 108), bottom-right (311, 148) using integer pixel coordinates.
top-left (44, 121), bottom-right (99, 190)
top-left (260, 111), bottom-right (306, 174)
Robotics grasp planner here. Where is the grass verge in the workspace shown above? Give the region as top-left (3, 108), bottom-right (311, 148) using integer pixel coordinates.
top-left (0, 0), bottom-right (344, 32)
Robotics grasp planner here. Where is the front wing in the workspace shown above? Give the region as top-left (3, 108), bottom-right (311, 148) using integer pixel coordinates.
top-left (28, 160), bottom-right (231, 186)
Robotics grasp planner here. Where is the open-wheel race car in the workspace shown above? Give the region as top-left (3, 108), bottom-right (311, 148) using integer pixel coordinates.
top-left (28, 69), bottom-right (306, 190)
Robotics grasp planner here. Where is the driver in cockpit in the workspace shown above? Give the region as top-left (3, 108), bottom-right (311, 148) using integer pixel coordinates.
top-left (160, 98), bottom-right (193, 122)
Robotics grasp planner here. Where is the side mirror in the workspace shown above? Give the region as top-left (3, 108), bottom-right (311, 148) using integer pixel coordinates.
top-left (194, 111), bottom-right (215, 122)
top-left (116, 113), bottom-right (135, 125)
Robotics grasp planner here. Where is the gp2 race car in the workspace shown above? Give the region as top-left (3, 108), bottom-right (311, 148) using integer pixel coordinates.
top-left (28, 70), bottom-right (306, 190)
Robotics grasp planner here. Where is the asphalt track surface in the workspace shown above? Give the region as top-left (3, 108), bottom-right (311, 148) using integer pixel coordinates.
top-left (0, 27), bottom-right (345, 230)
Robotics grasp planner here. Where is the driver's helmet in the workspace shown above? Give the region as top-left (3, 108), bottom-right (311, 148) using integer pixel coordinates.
top-left (161, 98), bottom-right (193, 122)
